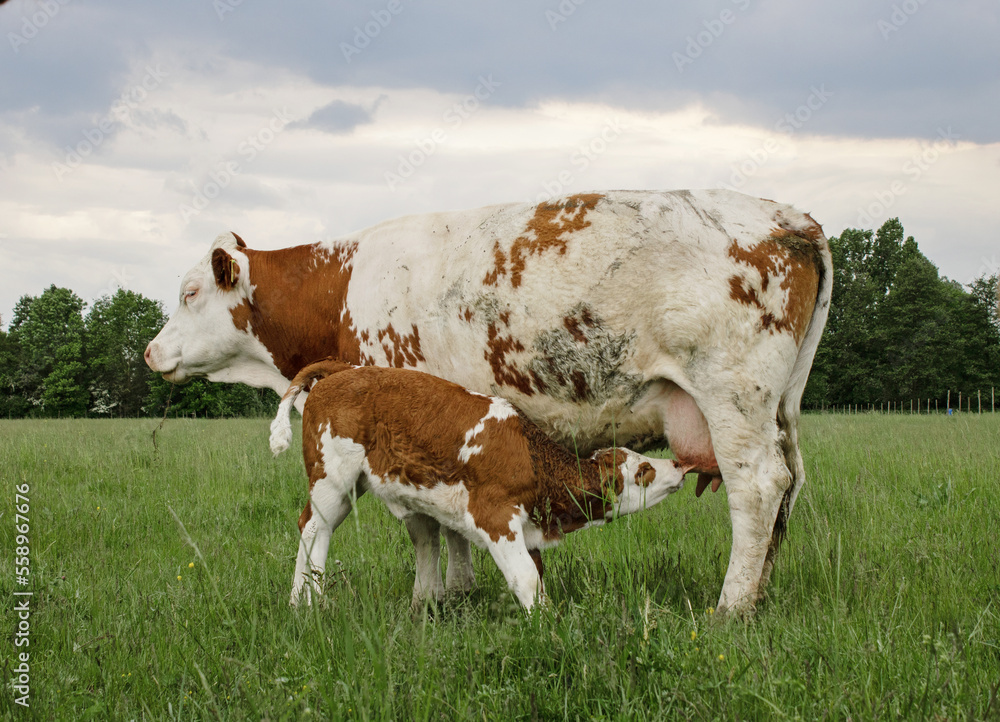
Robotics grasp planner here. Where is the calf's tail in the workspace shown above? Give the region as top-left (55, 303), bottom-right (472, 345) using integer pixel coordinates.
top-left (269, 358), bottom-right (355, 456)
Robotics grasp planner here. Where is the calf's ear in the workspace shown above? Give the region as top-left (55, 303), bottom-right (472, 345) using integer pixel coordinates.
top-left (211, 247), bottom-right (241, 291)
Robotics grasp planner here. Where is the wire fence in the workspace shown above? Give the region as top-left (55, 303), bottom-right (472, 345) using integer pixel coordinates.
top-left (816, 388), bottom-right (997, 414)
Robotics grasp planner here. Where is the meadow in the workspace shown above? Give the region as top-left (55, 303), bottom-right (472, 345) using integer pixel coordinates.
top-left (1, 413), bottom-right (998, 720)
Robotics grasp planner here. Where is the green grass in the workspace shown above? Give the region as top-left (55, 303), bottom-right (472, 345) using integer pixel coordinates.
top-left (1, 414), bottom-right (999, 720)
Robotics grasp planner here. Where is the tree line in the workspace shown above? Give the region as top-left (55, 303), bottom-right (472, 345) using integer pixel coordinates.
top-left (1, 217), bottom-right (997, 418)
top-left (0, 288), bottom-right (276, 418)
top-left (803, 219), bottom-right (1000, 410)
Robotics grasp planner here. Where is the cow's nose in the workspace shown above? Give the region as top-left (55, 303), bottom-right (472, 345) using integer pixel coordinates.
top-left (144, 343), bottom-right (154, 368)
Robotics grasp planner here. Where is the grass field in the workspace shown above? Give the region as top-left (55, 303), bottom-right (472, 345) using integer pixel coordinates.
top-left (1, 413), bottom-right (999, 720)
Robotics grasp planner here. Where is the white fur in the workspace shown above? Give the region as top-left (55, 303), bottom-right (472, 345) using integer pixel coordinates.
top-left (458, 397), bottom-right (518, 463)
top-left (155, 192), bottom-right (831, 616)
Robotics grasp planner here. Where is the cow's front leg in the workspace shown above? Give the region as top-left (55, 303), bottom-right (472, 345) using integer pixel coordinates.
top-left (443, 528), bottom-right (476, 594)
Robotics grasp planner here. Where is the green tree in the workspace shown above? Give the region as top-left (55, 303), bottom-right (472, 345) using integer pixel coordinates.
top-left (86, 290), bottom-right (169, 416)
top-left (877, 252), bottom-right (950, 401)
top-left (0, 317), bottom-right (30, 418)
top-left (803, 220), bottom-right (1000, 410)
top-left (8, 286), bottom-right (89, 417)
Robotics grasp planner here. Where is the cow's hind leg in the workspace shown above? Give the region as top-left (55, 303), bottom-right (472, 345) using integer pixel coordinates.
top-left (404, 514), bottom-right (446, 610)
top-left (758, 405), bottom-right (805, 595)
top-left (660, 382), bottom-right (791, 617)
top-left (701, 397), bottom-right (791, 617)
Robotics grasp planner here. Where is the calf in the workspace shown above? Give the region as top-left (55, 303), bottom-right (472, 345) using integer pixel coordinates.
top-left (270, 359), bottom-right (689, 610)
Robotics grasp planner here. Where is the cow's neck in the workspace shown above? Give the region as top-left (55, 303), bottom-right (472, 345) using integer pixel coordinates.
top-left (232, 242), bottom-right (362, 380)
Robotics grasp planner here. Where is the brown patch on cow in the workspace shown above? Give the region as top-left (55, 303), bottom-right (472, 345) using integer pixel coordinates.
top-left (227, 241), bottom-right (364, 378)
top-left (212, 248), bottom-right (240, 291)
top-left (483, 241), bottom-right (508, 286)
top-left (726, 234), bottom-right (821, 342)
top-left (296, 365), bottom-right (638, 547)
top-left (483, 193), bottom-right (604, 288)
top-left (231, 232), bottom-right (247, 248)
top-left (460, 307), bottom-right (475, 323)
top-left (635, 461), bottom-right (656, 487)
top-left (484, 322), bottom-right (535, 396)
top-left (564, 315), bottom-right (587, 344)
top-left (377, 324), bottom-right (425, 368)
top-left (528, 549), bottom-right (544, 581)
top-left (297, 500), bottom-right (312, 533)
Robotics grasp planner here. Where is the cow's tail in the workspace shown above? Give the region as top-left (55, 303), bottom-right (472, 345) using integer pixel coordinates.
top-left (774, 211), bottom-right (834, 536)
top-left (269, 358), bottom-right (355, 457)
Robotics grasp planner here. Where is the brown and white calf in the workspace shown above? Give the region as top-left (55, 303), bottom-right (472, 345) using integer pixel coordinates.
top-left (147, 189), bottom-right (833, 616)
top-left (270, 359), bottom-right (688, 610)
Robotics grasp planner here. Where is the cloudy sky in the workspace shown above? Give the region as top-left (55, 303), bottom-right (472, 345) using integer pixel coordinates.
top-left (1, 0), bottom-right (997, 326)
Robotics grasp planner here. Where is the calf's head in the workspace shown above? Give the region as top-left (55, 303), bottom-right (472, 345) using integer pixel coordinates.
top-left (144, 233), bottom-right (281, 390)
top-left (592, 449), bottom-right (688, 519)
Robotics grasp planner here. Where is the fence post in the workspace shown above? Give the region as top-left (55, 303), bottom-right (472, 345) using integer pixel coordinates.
top-left (979, 390), bottom-right (982, 414)
top-left (947, 390), bottom-right (951, 411)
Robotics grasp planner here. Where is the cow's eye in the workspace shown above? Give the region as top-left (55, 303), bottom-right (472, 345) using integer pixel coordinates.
top-left (183, 288), bottom-right (199, 303)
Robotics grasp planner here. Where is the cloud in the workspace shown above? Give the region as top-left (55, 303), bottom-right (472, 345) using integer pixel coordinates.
top-left (289, 99), bottom-right (376, 134)
top-left (1, 1), bottom-right (998, 325)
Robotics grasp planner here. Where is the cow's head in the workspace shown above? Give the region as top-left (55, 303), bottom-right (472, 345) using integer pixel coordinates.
top-left (145, 232), bottom-right (284, 391)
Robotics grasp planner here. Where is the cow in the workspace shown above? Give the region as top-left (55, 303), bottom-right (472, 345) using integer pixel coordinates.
top-left (269, 359), bottom-right (689, 610)
top-left (145, 189), bottom-right (832, 616)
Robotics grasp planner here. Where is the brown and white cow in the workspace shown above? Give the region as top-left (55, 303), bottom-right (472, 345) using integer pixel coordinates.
top-left (271, 359), bottom-right (688, 610)
top-left (145, 189), bottom-right (832, 616)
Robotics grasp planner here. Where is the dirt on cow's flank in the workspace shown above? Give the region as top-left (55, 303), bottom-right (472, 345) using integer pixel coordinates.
top-left (1, 414), bottom-right (998, 720)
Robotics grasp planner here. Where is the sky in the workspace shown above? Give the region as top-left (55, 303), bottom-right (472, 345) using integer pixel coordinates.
top-left (1, 0), bottom-right (998, 327)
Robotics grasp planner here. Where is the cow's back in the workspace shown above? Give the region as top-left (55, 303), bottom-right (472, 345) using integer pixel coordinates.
top-left (339, 190), bottom-right (826, 451)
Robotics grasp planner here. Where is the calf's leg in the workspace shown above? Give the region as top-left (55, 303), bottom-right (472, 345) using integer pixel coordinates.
top-left (404, 514), bottom-right (446, 609)
top-left (443, 529), bottom-right (476, 593)
top-left (481, 523), bottom-right (543, 610)
top-left (291, 472), bottom-right (365, 607)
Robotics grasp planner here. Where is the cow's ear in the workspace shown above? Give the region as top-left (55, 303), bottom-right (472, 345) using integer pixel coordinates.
top-left (231, 232), bottom-right (247, 248)
top-left (212, 248), bottom-right (241, 291)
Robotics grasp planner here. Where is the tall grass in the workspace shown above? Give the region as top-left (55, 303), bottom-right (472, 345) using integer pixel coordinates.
top-left (1, 414), bottom-right (998, 720)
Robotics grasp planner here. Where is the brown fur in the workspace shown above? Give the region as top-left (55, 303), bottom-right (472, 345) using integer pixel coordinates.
top-left (726, 234), bottom-right (821, 342)
top-left (483, 194), bottom-right (604, 288)
top-left (295, 364), bottom-right (637, 546)
top-left (484, 322), bottom-right (535, 396)
top-left (226, 243), bottom-right (368, 378)
top-left (212, 248), bottom-right (240, 292)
